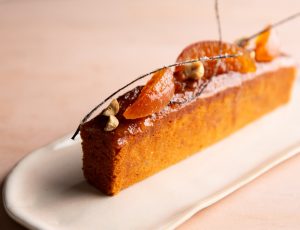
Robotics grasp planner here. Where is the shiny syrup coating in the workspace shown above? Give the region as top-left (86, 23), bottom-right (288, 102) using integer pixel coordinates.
top-left (85, 42), bottom-right (260, 148)
top-left (175, 41), bottom-right (256, 80)
top-left (123, 67), bottom-right (175, 119)
top-left (255, 26), bottom-right (281, 62)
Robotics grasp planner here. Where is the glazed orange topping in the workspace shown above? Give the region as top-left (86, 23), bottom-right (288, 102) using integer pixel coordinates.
top-left (175, 41), bottom-right (256, 80)
top-left (255, 26), bottom-right (280, 62)
top-left (123, 68), bottom-right (175, 119)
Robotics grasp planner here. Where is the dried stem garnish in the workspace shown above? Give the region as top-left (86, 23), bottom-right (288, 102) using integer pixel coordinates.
top-left (237, 12), bottom-right (300, 47)
top-left (199, 0), bottom-right (224, 101)
top-left (71, 53), bottom-right (240, 140)
top-left (213, 0), bottom-right (223, 77)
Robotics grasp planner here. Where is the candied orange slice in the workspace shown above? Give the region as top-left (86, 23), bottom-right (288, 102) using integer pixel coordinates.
top-left (175, 41), bottom-right (256, 80)
top-left (255, 26), bottom-right (280, 62)
top-left (123, 68), bottom-right (175, 119)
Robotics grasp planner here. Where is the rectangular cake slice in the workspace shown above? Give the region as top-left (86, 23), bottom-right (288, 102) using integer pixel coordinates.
top-left (80, 56), bottom-right (296, 195)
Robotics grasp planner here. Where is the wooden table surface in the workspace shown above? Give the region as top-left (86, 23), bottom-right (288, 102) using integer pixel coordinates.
top-left (1, 0), bottom-right (300, 229)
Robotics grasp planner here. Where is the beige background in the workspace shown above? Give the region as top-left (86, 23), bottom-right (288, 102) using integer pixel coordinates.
top-left (0, 0), bottom-right (300, 229)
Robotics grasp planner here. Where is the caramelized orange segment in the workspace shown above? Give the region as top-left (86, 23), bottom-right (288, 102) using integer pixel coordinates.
top-left (176, 41), bottom-right (256, 80)
top-left (255, 26), bottom-right (280, 62)
top-left (123, 68), bottom-right (175, 119)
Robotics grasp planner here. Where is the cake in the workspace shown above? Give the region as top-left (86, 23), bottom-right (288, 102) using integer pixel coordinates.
top-left (79, 28), bottom-right (297, 195)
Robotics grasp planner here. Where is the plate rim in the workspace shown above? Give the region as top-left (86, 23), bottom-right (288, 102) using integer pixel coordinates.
top-left (3, 134), bottom-right (300, 230)
top-left (2, 134), bottom-right (77, 230)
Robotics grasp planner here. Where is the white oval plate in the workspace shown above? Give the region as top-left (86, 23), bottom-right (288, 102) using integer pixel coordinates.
top-left (3, 83), bottom-right (300, 230)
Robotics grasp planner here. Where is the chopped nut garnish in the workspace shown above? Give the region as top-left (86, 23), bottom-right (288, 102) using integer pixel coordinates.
top-left (104, 115), bottom-right (119, 131)
top-left (102, 99), bottom-right (119, 116)
top-left (250, 50), bottom-right (256, 59)
top-left (184, 61), bottom-right (205, 80)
